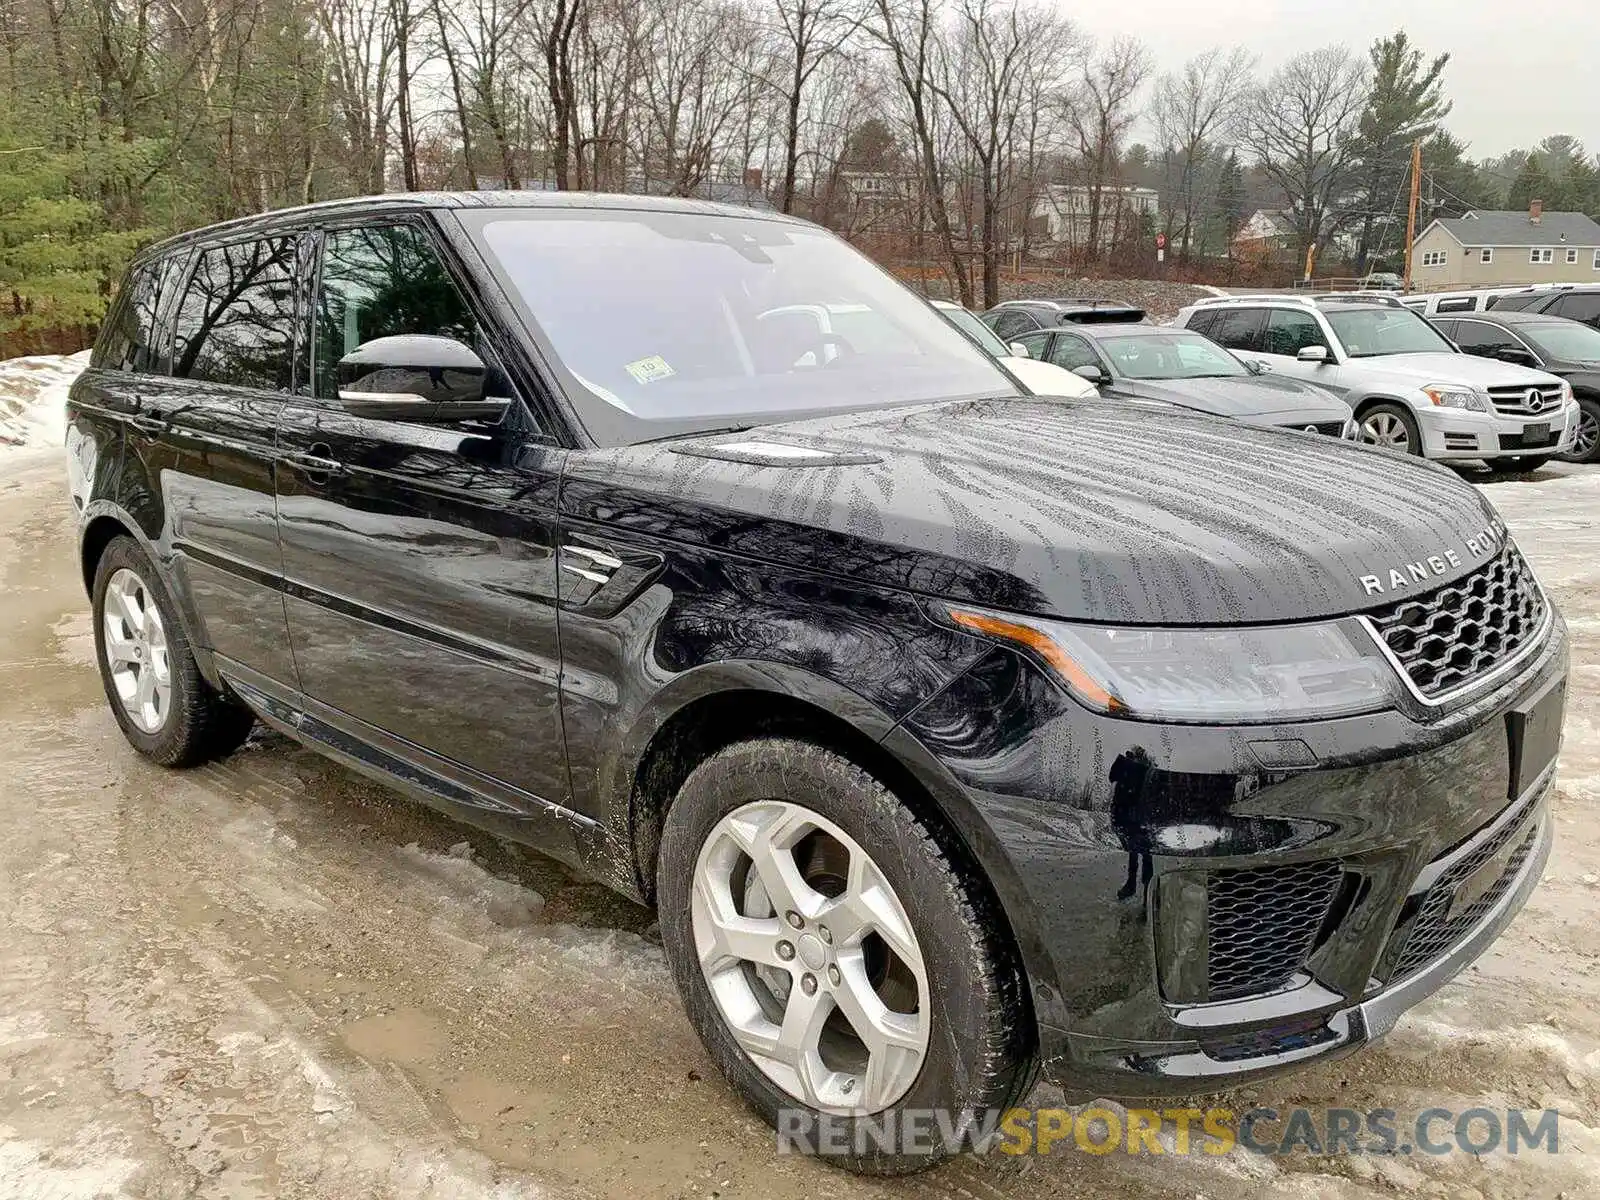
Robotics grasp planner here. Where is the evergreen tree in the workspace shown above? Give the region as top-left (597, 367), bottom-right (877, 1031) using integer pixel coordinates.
top-left (1352, 31), bottom-right (1451, 266)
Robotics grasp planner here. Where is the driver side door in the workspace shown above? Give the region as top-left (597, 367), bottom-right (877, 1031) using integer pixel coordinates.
top-left (273, 218), bottom-right (571, 810)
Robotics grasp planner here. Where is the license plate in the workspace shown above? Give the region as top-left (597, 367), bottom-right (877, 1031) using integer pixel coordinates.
top-left (1521, 422), bottom-right (1550, 445)
top-left (1509, 679), bottom-right (1564, 800)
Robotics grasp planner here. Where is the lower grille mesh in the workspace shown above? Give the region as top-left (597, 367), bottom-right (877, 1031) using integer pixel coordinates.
top-left (1207, 861), bottom-right (1342, 1001)
top-left (1391, 821), bottom-right (1538, 980)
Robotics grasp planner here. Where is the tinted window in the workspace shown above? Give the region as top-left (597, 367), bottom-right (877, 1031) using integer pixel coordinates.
top-left (316, 224), bottom-right (478, 400)
top-left (1549, 293), bottom-right (1600, 327)
top-left (1488, 294), bottom-right (1541, 312)
top-left (1262, 309), bottom-right (1324, 356)
top-left (1434, 296), bottom-right (1476, 313)
top-left (1451, 321), bottom-right (1520, 354)
top-left (1183, 309), bottom-right (1216, 336)
top-left (1046, 334), bottom-right (1101, 372)
top-left (172, 239), bottom-right (297, 390)
top-left (97, 258), bottom-right (179, 373)
top-left (991, 310), bottom-right (1039, 339)
top-left (1207, 308), bottom-right (1266, 354)
top-left (1016, 331), bottom-right (1051, 361)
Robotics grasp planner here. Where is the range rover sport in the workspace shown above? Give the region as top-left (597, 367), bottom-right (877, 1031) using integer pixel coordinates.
top-left (67, 194), bottom-right (1566, 1173)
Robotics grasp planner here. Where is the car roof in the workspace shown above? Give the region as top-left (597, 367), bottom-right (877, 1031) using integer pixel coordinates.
top-left (1446, 309), bottom-right (1568, 326)
top-left (133, 190), bottom-right (809, 264)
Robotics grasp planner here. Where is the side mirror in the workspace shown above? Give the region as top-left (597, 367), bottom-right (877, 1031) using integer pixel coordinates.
top-left (336, 334), bottom-right (510, 423)
top-left (1009, 341), bottom-right (1032, 358)
top-left (1071, 364), bottom-right (1104, 382)
top-left (1494, 345), bottom-right (1539, 367)
top-left (1297, 345), bottom-right (1330, 364)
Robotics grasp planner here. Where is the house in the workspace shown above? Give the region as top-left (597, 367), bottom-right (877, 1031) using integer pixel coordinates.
top-left (1032, 184), bottom-right (1158, 251)
top-left (1410, 202), bottom-right (1600, 289)
top-left (1232, 209), bottom-right (1296, 261)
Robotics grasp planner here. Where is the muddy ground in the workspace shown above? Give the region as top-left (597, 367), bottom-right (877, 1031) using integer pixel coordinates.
top-left (3, 442), bottom-right (1599, 1199)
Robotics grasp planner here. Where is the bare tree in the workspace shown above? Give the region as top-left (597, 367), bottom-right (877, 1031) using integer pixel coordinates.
top-left (1237, 45), bottom-right (1369, 270)
top-left (763, 0), bottom-right (860, 213)
top-left (1063, 35), bottom-right (1150, 265)
top-left (1150, 45), bottom-right (1253, 260)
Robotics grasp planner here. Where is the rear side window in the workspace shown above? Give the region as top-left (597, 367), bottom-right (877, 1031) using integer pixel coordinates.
top-left (990, 310), bottom-right (1037, 339)
top-left (1487, 294), bottom-right (1540, 312)
top-left (1549, 293), bottom-right (1600, 326)
top-left (1184, 310), bottom-right (1216, 336)
top-left (1434, 297), bottom-right (1476, 313)
top-left (1207, 307), bottom-right (1267, 354)
top-left (314, 224), bottom-right (476, 400)
top-left (96, 258), bottom-right (178, 373)
top-left (172, 238), bottom-right (298, 391)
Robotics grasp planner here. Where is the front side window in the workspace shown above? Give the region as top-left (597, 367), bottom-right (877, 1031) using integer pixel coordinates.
top-left (470, 210), bottom-right (1014, 443)
top-left (1322, 305), bottom-right (1455, 358)
top-left (172, 239), bottom-right (297, 390)
top-left (1521, 319), bottom-right (1600, 360)
top-left (1096, 332), bottom-right (1247, 379)
top-left (1262, 308), bottom-right (1325, 356)
top-left (1450, 321), bottom-right (1520, 355)
top-left (315, 224), bottom-right (476, 400)
top-left (1046, 334), bottom-right (1102, 372)
top-left (1016, 331), bottom-right (1051, 361)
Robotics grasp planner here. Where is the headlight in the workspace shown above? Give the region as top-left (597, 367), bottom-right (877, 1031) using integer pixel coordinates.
top-left (1422, 384), bottom-right (1491, 412)
top-left (942, 607), bottom-right (1397, 722)
top-left (1561, 379), bottom-right (1575, 406)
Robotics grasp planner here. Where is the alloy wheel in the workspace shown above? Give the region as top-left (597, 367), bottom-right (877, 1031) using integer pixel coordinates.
top-left (1362, 411), bottom-right (1409, 450)
top-left (691, 799), bottom-right (931, 1115)
top-left (1573, 408), bottom-right (1599, 461)
top-left (102, 567), bottom-right (172, 734)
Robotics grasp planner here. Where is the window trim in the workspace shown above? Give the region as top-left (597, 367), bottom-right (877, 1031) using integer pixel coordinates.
top-left (1420, 249), bottom-right (1446, 268)
top-left (1530, 247), bottom-right (1554, 265)
top-left (1566, 248), bottom-right (1579, 265)
top-left (1481, 248), bottom-right (1493, 264)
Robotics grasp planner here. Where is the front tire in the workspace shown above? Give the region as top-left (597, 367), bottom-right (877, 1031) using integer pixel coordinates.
top-left (1560, 396), bottom-right (1600, 464)
top-left (1359, 402), bottom-right (1421, 454)
top-left (656, 738), bottom-right (1034, 1174)
top-left (91, 535), bottom-right (254, 767)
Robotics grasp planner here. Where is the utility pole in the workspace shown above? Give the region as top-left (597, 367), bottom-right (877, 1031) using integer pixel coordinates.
top-left (1402, 139), bottom-right (1422, 292)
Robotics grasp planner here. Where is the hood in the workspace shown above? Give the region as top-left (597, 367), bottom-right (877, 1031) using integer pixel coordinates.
top-left (559, 399), bottom-right (1505, 625)
top-left (999, 356), bottom-right (1098, 398)
top-left (1111, 375), bottom-right (1350, 425)
top-left (1353, 352), bottom-right (1566, 389)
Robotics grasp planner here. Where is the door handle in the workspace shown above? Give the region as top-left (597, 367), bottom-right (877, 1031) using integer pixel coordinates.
top-left (286, 442), bottom-right (344, 484)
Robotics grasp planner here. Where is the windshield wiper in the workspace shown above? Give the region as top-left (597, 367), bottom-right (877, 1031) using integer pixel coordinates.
top-left (635, 424), bottom-right (756, 445)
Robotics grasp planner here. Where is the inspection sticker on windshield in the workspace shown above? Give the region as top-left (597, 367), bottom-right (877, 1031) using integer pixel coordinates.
top-left (624, 355), bottom-right (676, 384)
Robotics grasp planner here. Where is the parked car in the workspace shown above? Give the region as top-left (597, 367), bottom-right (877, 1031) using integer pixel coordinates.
top-left (980, 297), bottom-right (1146, 339)
top-left (1400, 283), bottom-right (1563, 316)
top-left (1488, 283), bottom-right (1600, 330)
top-left (1013, 322), bottom-right (1357, 436)
top-left (1358, 271), bottom-right (1403, 291)
top-left (69, 194), bottom-right (1567, 1173)
top-left (1430, 309), bottom-right (1600, 464)
top-left (1177, 293), bottom-right (1579, 471)
top-left (930, 299), bottom-right (1096, 397)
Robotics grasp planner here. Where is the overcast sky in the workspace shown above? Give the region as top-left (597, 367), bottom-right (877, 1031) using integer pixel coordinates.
top-left (1063, 0), bottom-right (1599, 160)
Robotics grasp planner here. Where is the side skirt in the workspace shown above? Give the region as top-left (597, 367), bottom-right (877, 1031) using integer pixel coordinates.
top-left (216, 658), bottom-right (611, 881)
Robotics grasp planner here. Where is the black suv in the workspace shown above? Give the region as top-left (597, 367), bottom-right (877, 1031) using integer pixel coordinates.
top-left (68, 193), bottom-right (1566, 1172)
top-left (1490, 284), bottom-right (1600, 330)
top-left (981, 297), bottom-right (1145, 339)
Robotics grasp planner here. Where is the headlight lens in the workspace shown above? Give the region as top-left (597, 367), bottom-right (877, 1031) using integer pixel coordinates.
top-left (944, 608), bottom-right (1397, 722)
top-left (1422, 384), bottom-right (1491, 411)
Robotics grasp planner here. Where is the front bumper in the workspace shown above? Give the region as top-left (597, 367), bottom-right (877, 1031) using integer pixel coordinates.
top-left (894, 608), bottom-right (1568, 1097)
top-left (1416, 401), bottom-right (1578, 460)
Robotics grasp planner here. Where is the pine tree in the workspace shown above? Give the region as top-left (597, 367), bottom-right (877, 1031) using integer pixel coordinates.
top-left (1352, 32), bottom-right (1451, 267)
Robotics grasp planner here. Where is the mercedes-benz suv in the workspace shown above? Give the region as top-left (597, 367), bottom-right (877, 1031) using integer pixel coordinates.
top-left (68, 194), bottom-right (1566, 1172)
top-left (1177, 293), bottom-right (1579, 470)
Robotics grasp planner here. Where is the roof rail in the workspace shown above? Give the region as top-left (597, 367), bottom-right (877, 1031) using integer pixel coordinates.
top-left (1319, 291), bottom-right (1405, 307)
top-left (1188, 293), bottom-right (1319, 309)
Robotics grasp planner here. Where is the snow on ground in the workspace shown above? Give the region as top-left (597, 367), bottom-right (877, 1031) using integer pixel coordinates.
top-left (0, 351), bottom-right (85, 456)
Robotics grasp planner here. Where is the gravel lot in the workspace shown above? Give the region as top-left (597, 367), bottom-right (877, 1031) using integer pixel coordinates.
top-left (2, 362), bottom-right (1598, 1198)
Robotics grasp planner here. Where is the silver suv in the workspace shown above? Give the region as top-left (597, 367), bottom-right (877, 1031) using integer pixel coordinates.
top-left (1176, 294), bottom-right (1579, 471)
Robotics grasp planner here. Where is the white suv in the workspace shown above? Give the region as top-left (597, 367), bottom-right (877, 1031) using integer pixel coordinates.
top-left (1175, 294), bottom-right (1579, 471)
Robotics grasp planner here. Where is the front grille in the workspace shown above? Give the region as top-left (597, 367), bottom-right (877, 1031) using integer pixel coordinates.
top-left (1486, 384), bottom-right (1563, 416)
top-left (1207, 861), bottom-right (1342, 1001)
top-left (1365, 543), bottom-right (1546, 699)
top-left (1390, 820), bottom-right (1538, 980)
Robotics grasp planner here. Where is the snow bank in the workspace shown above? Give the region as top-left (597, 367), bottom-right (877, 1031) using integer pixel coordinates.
top-left (0, 351), bottom-right (87, 457)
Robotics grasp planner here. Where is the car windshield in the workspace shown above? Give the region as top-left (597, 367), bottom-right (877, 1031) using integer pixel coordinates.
top-left (1096, 331), bottom-right (1248, 379)
top-left (468, 209), bottom-right (1016, 444)
top-left (1324, 306), bottom-right (1455, 357)
top-left (1521, 320), bottom-right (1600, 363)
top-left (936, 305), bottom-right (1011, 359)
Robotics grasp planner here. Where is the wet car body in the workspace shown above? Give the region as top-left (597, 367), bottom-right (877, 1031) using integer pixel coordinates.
top-left (66, 193), bottom-right (1565, 1118)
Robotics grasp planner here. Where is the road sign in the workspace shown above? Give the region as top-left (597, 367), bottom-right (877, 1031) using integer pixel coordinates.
top-left (1155, 233), bottom-right (1168, 250)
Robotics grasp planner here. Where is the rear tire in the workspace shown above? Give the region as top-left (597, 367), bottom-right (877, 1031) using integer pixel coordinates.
top-left (1560, 396), bottom-right (1599, 464)
top-left (1359, 402), bottom-right (1421, 454)
top-left (91, 535), bottom-right (254, 767)
top-left (656, 738), bottom-right (1035, 1174)
top-left (1485, 455), bottom-right (1551, 474)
